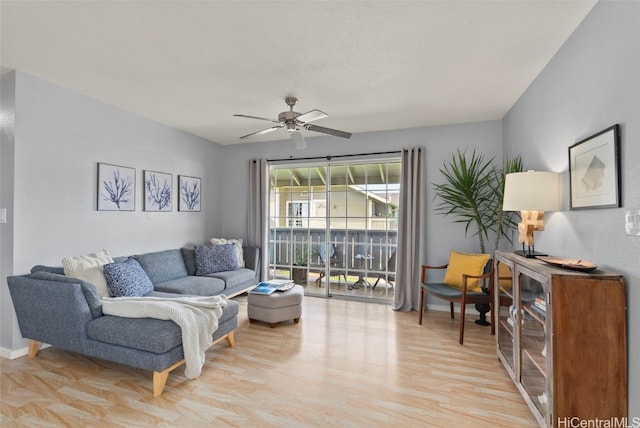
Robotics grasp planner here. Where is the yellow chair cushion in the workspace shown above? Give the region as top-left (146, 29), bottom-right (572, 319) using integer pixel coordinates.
top-left (443, 250), bottom-right (490, 292)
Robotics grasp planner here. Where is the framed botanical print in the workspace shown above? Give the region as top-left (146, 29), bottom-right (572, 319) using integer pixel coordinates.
top-left (144, 170), bottom-right (172, 212)
top-left (178, 175), bottom-right (201, 212)
top-left (97, 163), bottom-right (135, 211)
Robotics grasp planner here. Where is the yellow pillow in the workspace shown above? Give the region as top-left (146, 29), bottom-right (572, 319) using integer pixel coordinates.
top-left (443, 250), bottom-right (490, 292)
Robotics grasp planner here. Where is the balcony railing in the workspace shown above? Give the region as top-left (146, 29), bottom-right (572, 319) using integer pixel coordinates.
top-left (269, 227), bottom-right (397, 274)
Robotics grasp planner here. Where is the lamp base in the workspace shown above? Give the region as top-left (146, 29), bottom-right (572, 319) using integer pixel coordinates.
top-left (513, 249), bottom-right (548, 258)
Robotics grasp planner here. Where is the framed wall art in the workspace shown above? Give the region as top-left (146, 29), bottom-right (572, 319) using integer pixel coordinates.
top-left (569, 124), bottom-right (621, 210)
top-left (97, 163), bottom-right (136, 211)
top-left (144, 170), bottom-right (172, 212)
top-left (178, 175), bottom-right (201, 212)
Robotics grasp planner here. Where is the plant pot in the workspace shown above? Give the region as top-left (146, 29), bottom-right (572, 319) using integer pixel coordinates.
top-left (291, 267), bottom-right (308, 285)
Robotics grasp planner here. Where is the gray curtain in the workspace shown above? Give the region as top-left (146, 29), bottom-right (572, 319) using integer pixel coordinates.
top-left (393, 147), bottom-right (424, 311)
top-left (248, 159), bottom-right (269, 281)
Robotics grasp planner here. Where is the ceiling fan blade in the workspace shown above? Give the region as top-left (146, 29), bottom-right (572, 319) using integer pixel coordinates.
top-left (296, 109), bottom-right (328, 124)
top-left (239, 126), bottom-right (283, 139)
top-left (305, 124), bottom-right (352, 139)
top-left (290, 130), bottom-right (306, 149)
top-left (233, 114), bottom-right (280, 124)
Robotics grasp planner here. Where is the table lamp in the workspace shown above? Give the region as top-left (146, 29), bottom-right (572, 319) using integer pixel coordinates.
top-left (502, 170), bottom-right (561, 257)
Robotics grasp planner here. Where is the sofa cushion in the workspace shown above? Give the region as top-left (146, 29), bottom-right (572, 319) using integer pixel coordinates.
top-left (195, 244), bottom-right (240, 275)
top-left (207, 268), bottom-right (256, 289)
top-left (153, 276), bottom-right (226, 296)
top-left (103, 259), bottom-right (154, 297)
top-left (218, 299), bottom-right (239, 324)
top-left (87, 316), bottom-right (182, 354)
top-left (61, 249), bottom-right (114, 298)
top-left (210, 238), bottom-right (245, 268)
top-left (86, 299), bottom-right (240, 354)
top-left (180, 247), bottom-right (197, 276)
top-left (133, 249), bottom-right (188, 284)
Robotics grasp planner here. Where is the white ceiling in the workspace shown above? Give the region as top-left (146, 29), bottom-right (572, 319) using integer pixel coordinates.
top-left (0, 1), bottom-right (597, 145)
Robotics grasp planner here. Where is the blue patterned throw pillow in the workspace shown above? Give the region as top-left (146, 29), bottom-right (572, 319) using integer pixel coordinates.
top-left (195, 244), bottom-right (240, 275)
top-left (103, 258), bottom-right (154, 297)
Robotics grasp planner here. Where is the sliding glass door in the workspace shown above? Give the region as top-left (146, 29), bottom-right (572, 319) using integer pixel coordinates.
top-left (268, 158), bottom-right (400, 303)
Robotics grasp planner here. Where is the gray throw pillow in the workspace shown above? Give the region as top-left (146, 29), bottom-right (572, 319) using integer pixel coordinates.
top-left (195, 244), bottom-right (240, 275)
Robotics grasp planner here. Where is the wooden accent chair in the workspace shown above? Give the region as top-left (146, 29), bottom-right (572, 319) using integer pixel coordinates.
top-left (419, 251), bottom-right (495, 344)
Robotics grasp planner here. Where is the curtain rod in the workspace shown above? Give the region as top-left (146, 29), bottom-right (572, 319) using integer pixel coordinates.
top-left (265, 150), bottom-right (402, 163)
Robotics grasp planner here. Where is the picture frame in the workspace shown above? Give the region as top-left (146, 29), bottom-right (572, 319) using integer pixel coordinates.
top-left (143, 170), bottom-right (172, 212)
top-left (97, 163), bottom-right (136, 211)
top-left (569, 124), bottom-right (621, 210)
top-left (178, 175), bottom-right (201, 212)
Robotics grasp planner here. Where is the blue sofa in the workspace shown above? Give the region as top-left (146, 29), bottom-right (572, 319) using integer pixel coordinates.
top-left (7, 246), bottom-right (261, 396)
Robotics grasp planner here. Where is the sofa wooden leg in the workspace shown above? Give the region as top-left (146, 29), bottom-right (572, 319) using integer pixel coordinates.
top-left (225, 331), bottom-right (235, 347)
top-left (153, 359), bottom-right (185, 397)
top-left (28, 340), bottom-right (41, 358)
top-left (153, 370), bottom-right (170, 397)
top-left (152, 329), bottom-right (237, 397)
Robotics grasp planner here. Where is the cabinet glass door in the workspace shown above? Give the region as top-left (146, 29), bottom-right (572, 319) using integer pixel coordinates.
top-left (496, 260), bottom-right (515, 371)
top-left (518, 272), bottom-right (548, 416)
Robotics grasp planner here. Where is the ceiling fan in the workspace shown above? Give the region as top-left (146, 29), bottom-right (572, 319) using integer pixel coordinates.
top-left (234, 97), bottom-right (352, 149)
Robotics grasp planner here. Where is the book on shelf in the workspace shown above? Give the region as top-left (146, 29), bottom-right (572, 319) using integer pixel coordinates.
top-left (534, 297), bottom-right (546, 312)
top-left (249, 279), bottom-right (294, 295)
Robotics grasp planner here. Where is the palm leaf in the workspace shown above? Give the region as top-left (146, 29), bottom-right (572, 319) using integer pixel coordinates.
top-left (433, 149), bottom-right (495, 253)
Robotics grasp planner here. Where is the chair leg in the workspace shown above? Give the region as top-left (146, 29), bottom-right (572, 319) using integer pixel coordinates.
top-left (372, 276), bottom-right (381, 289)
top-left (449, 302), bottom-right (454, 319)
top-left (459, 302), bottom-right (466, 345)
top-left (418, 287), bottom-right (425, 325)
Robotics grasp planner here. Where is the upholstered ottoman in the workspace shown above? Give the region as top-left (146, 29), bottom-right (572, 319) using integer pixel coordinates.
top-left (247, 285), bottom-right (304, 328)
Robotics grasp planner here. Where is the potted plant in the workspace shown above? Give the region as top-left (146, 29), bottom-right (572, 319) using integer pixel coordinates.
top-left (432, 150), bottom-right (522, 325)
top-left (291, 246), bottom-right (309, 284)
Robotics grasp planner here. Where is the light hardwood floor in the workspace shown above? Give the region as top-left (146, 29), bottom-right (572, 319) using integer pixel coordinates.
top-left (1, 295), bottom-right (538, 427)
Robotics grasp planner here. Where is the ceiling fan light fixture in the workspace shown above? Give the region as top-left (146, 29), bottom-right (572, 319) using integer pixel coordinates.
top-left (290, 130), bottom-right (306, 150)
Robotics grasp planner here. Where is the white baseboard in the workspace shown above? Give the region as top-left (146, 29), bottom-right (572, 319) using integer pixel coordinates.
top-left (0, 343), bottom-right (50, 360)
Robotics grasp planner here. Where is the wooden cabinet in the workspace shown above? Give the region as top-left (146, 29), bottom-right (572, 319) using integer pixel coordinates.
top-left (494, 251), bottom-right (627, 427)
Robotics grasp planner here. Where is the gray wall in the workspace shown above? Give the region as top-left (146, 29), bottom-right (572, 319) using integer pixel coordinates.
top-left (503, 1), bottom-right (640, 416)
top-left (0, 71), bottom-right (224, 355)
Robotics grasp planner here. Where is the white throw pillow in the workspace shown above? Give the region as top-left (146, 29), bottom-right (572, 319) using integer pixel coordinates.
top-left (61, 249), bottom-right (114, 297)
top-left (210, 238), bottom-right (245, 268)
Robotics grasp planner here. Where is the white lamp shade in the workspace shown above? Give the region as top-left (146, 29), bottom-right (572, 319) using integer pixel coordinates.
top-left (503, 171), bottom-right (561, 211)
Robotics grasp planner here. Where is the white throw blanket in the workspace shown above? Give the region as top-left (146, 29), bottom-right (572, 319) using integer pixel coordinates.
top-left (101, 295), bottom-right (227, 379)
